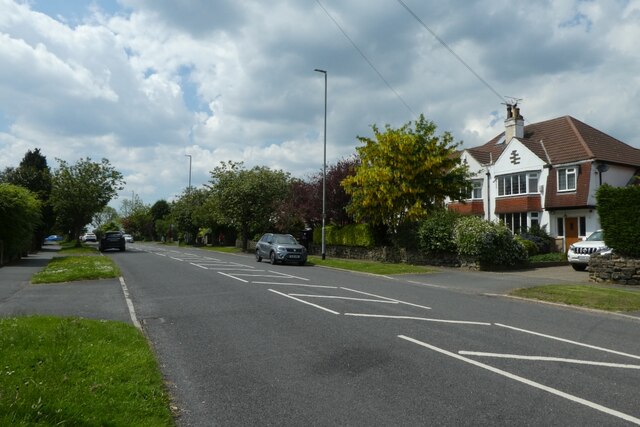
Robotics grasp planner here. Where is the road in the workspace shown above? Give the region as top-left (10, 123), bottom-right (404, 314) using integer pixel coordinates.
top-left (108, 243), bottom-right (640, 426)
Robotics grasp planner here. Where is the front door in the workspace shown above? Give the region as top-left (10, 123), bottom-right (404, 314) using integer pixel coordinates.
top-left (565, 217), bottom-right (579, 252)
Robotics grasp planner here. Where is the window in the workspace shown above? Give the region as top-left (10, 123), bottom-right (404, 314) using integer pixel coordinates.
top-left (468, 180), bottom-right (483, 199)
top-left (557, 218), bottom-right (564, 237)
top-left (558, 167), bottom-right (577, 191)
top-left (497, 172), bottom-right (540, 196)
top-left (579, 217), bottom-right (586, 237)
top-left (530, 212), bottom-right (539, 228)
top-left (499, 212), bottom-right (534, 234)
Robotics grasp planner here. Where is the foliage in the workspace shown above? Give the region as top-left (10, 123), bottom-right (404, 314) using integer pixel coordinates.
top-left (96, 220), bottom-right (122, 238)
top-left (342, 114), bottom-right (471, 232)
top-left (169, 187), bottom-right (210, 244)
top-left (417, 209), bottom-right (461, 254)
top-left (454, 216), bottom-right (527, 269)
top-left (313, 224), bottom-right (375, 247)
top-left (515, 236), bottom-right (539, 257)
top-left (120, 194), bottom-right (153, 241)
top-left (518, 224), bottom-right (555, 254)
top-left (91, 206), bottom-right (120, 232)
top-left (208, 161), bottom-right (291, 251)
top-left (596, 184), bottom-right (640, 257)
top-left (0, 148), bottom-right (54, 250)
top-left (50, 158), bottom-right (124, 245)
top-left (150, 199), bottom-right (171, 240)
top-left (0, 183), bottom-right (41, 263)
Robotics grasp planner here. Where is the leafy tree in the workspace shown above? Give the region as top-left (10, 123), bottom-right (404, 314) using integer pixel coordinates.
top-left (208, 161), bottom-right (291, 251)
top-left (169, 187), bottom-right (210, 244)
top-left (342, 114), bottom-right (471, 233)
top-left (150, 200), bottom-right (171, 241)
top-left (91, 206), bottom-right (120, 232)
top-left (0, 184), bottom-right (41, 264)
top-left (0, 148), bottom-right (54, 249)
top-left (50, 158), bottom-right (125, 245)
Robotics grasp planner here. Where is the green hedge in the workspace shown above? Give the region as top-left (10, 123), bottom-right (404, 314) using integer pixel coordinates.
top-left (596, 184), bottom-right (640, 257)
top-left (0, 184), bottom-right (41, 264)
top-left (312, 224), bottom-right (375, 247)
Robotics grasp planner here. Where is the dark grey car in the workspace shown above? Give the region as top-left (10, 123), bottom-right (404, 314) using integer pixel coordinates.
top-left (255, 233), bottom-right (307, 265)
top-left (99, 231), bottom-right (126, 252)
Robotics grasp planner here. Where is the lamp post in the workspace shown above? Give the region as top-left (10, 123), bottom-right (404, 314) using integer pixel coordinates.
top-left (314, 68), bottom-right (327, 260)
top-left (185, 154), bottom-right (192, 189)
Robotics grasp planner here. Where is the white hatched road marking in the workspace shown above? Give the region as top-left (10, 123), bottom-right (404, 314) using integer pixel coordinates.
top-left (457, 352), bottom-right (640, 369)
top-left (268, 289), bottom-right (339, 315)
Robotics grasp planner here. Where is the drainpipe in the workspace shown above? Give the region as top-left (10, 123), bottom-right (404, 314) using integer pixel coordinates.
top-left (486, 169), bottom-right (491, 221)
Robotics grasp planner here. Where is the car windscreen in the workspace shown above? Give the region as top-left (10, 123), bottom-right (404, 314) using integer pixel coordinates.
top-left (586, 231), bottom-right (603, 241)
top-left (275, 235), bottom-right (297, 244)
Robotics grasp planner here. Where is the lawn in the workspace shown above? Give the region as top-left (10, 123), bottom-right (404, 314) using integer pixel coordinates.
top-left (32, 256), bottom-right (120, 284)
top-left (0, 316), bottom-right (174, 426)
top-left (308, 255), bottom-right (435, 275)
top-left (511, 285), bottom-right (640, 312)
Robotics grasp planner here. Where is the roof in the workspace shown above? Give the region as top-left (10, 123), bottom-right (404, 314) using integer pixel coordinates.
top-left (465, 116), bottom-right (640, 167)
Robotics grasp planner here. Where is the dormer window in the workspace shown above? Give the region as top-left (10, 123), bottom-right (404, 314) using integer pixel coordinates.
top-left (558, 167), bottom-right (577, 191)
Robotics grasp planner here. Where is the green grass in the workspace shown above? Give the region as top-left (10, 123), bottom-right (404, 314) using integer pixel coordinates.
top-left (0, 316), bottom-right (174, 426)
top-left (201, 246), bottom-right (243, 253)
top-left (58, 243), bottom-right (99, 255)
top-left (32, 256), bottom-right (121, 284)
top-left (511, 285), bottom-right (640, 312)
top-left (308, 255), bottom-right (435, 275)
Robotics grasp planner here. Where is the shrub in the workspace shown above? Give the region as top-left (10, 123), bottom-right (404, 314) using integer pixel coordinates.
top-left (454, 216), bottom-right (527, 269)
top-left (518, 225), bottom-right (555, 254)
top-left (515, 236), bottom-right (539, 257)
top-left (417, 209), bottom-right (461, 254)
top-left (313, 223), bottom-right (375, 247)
top-left (596, 184), bottom-right (640, 257)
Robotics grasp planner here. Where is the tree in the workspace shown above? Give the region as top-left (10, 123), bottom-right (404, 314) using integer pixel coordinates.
top-left (208, 161), bottom-right (291, 251)
top-left (169, 187), bottom-right (209, 244)
top-left (150, 200), bottom-right (171, 241)
top-left (50, 158), bottom-right (125, 245)
top-left (342, 114), bottom-right (471, 232)
top-left (91, 206), bottom-right (120, 232)
top-left (0, 148), bottom-right (54, 249)
top-left (0, 184), bottom-right (41, 264)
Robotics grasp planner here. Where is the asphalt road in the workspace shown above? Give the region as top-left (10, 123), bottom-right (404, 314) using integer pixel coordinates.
top-left (100, 243), bottom-right (640, 426)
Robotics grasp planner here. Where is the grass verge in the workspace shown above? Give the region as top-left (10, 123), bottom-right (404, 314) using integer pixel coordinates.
top-left (0, 316), bottom-right (174, 426)
top-left (308, 255), bottom-right (435, 275)
top-left (32, 256), bottom-right (120, 284)
top-left (511, 285), bottom-right (640, 312)
top-left (201, 246), bottom-right (243, 254)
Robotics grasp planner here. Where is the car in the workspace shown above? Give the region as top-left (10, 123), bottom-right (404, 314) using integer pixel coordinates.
top-left (99, 231), bottom-right (126, 252)
top-left (44, 234), bottom-right (64, 243)
top-left (567, 229), bottom-right (609, 271)
top-left (82, 232), bottom-right (97, 242)
top-left (255, 233), bottom-right (307, 265)
top-left (123, 234), bottom-right (134, 243)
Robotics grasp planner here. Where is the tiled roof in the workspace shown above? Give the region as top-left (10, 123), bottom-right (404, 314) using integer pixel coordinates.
top-left (465, 116), bottom-right (640, 167)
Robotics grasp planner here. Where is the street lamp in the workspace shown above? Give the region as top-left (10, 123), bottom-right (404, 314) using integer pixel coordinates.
top-left (185, 154), bottom-right (192, 189)
top-left (314, 68), bottom-right (327, 260)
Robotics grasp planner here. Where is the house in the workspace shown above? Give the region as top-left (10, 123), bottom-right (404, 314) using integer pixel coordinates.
top-left (448, 105), bottom-right (640, 252)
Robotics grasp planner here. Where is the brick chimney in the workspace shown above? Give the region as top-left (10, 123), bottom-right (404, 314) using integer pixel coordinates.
top-left (504, 104), bottom-right (524, 142)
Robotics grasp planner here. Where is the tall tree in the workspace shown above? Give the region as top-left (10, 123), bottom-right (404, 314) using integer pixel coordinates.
top-left (50, 158), bottom-right (125, 245)
top-left (342, 114), bottom-right (471, 232)
top-left (150, 199), bottom-right (171, 241)
top-left (208, 161), bottom-right (291, 251)
top-left (91, 206), bottom-right (120, 232)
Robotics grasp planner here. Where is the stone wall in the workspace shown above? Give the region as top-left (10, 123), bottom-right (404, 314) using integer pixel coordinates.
top-left (589, 253), bottom-right (640, 286)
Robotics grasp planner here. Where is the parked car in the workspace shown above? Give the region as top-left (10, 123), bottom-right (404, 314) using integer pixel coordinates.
top-left (567, 230), bottom-right (609, 271)
top-left (44, 234), bottom-right (64, 243)
top-left (123, 234), bottom-right (134, 243)
top-left (99, 231), bottom-right (126, 252)
top-left (82, 232), bottom-right (97, 242)
top-left (255, 233), bottom-right (307, 265)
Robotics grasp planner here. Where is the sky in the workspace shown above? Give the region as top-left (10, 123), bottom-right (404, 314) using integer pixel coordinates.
top-left (1, 0), bottom-right (639, 209)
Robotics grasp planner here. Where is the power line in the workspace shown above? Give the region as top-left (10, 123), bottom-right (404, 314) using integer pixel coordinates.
top-left (396, 0), bottom-right (506, 104)
top-left (315, 0), bottom-right (419, 118)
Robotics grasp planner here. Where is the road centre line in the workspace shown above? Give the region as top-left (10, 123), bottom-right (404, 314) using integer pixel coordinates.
top-left (268, 289), bottom-right (339, 315)
top-left (495, 323), bottom-right (640, 361)
top-left (288, 294), bottom-right (399, 304)
top-left (398, 335), bottom-right (640, 425)
top-left (346, 313), bottom-right (491, 325)
top-left (341, 287), bottom-right (431, 310)
top-left (457, 351), bottom-right (640, 369)
top-left (252, 282), bottom-right (337, 289)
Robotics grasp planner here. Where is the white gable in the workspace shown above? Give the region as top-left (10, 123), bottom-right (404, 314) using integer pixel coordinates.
top-left (460, 150), bottom-right (485, 178)
top-left (493, 138), bottom-right (544, 175)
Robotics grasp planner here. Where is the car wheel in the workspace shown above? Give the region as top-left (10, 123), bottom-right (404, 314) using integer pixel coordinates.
top-left (270, 251), bottom-right (277, 265)
top-left (256, 250), bottom-right (262, 262)
top-left (571, 263), bottom-right (587, 271)
top-left (120, 246), bottom-right (126, 252)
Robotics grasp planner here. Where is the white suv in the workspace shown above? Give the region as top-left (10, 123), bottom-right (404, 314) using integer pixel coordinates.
top-left (567, 230), bottom-right (609, 271)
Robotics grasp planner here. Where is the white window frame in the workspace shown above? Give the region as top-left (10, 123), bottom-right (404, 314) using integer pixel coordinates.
top-left (468, 179), bottom-right (483, 200)
top-left (497, 171), bottom-right (540, 197)
top-left (557, 167), bottom-right (577, 192)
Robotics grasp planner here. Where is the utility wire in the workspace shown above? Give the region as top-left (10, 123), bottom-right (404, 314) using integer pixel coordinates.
top-left (396, 0), bottom-right (506, 104)
top-left (315, 0), bottom-right (419, 118)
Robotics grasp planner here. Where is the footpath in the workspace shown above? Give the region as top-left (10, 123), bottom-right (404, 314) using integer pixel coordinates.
top-left (0, 245), bottom-right (131, 323)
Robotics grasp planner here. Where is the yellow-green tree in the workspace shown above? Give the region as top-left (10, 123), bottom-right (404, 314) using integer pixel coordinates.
top-left (342, 114), bottom-right (471, 232)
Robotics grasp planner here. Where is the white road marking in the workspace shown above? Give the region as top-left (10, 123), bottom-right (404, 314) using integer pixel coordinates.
top-left (495, 323), bottom-right (640, 361)
top-left (288, 294), bottom-right (398, 304)
top-left (346, 313), bottom-right (491, 325)
top-left (341, 287), bottom-right (432, 310)
top-left (458, 351), bottom-right (640, 369)
top-left (252, 282), bottom-right (337, 289)
top-left (266, 270), bottom-right (310, 281)
top-left (399, 335), bottom-right (640, 425)
top-left (118, 276), bottom-right (142, 331)
top-left (407, 280), bottom-right (447, 288)
top-left (268, 289), bottom-right (340, 315)
top-left (190, 263), bottom-right (208, 269)
top-left (218, 272), bottom-right (249, 283)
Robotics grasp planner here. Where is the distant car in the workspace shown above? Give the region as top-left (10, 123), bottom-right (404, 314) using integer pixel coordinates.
top-left (123, 234), bottom-right (134, 243)
top-left (567, 230), bottom-right (609, 271)
top-left (255, 233), bottom-right (307, 265)
top-left (44, 234), bottom-right (64, 243)
top-left (99, 231), bottom-right (126, 252)
top-left (82, 232), bottom-right (97, 242)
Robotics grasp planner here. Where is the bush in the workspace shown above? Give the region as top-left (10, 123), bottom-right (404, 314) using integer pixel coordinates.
top-left (597, 184), bottom-right (640, 257)
top-left (518, 225), bottom-right (555, 254)
top-left (516, 236), bottom-right (539, 257)
top-left (0, 184), bottom-right (41, 264)
top-left (313, 224), bottom-right (375, 247)
top-left (454, 216), bottom-right (527, 269)
top-left (417, 209), bottom-right (460, 254)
